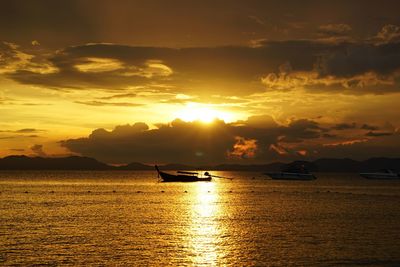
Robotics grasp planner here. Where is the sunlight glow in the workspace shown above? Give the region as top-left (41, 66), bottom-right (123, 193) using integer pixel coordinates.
top-left (175, 103), bottom-right (235, 123)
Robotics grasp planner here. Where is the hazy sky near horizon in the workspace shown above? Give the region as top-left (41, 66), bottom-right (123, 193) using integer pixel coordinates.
top-left (1, 0), bottom-right (400, 164)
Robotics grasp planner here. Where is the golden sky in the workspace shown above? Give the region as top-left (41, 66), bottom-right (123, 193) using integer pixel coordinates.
top-left (1, 0), bottom-right (400, 164)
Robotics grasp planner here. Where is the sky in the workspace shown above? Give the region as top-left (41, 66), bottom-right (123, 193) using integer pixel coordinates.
top-left (1, 0), bottom-right (400, 164)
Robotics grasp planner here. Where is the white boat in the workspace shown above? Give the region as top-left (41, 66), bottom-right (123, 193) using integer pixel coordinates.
top-left (360, 169), bottom-right (399, 179)
top-left (264, 172), bottom-right (316, 180)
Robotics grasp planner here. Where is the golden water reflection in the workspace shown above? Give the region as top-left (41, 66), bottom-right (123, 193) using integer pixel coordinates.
top-left (189, 182), bottom-right (222, 266)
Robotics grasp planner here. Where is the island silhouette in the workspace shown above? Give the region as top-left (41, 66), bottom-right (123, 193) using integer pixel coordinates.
top-left (0, 155), bottom-right (399, 172)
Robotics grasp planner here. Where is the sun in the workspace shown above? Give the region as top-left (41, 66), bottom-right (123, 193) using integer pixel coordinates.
top-left (174, 103), bottom-right (234, 123)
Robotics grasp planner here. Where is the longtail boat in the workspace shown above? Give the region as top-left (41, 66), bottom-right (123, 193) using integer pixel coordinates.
top-left (155, 165), bottom-right (212, 182)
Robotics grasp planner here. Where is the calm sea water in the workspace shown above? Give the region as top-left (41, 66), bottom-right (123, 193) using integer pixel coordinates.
top-left (1, 171), bottom-right (399, 266)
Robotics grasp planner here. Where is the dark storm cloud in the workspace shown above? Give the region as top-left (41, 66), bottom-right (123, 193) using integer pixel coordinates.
top-left (60, 116), bottom-right (333, 164)
top-left (315, 42), bottom-right (400, 78)
top-left (365, 131), bottom-right (393, 137)
top-left (331, 123), bottom-right (357, 130)
top-left (279, 119), bottom-right (326, 143)
top-left (5, 35), bottom-right (400, 95)
top-left (61, 120), bottom-right (238, 164)
top-left (60, 116), bottom-right (400, 164)
top-left (322, 133), bottom-right (337, 138)
top-left (2, 0), bottom-right (400, 49)
top-left (361, 124), bottom-right (380, 131)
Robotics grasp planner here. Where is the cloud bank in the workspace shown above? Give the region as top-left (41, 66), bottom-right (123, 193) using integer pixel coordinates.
top-left (3, 26), bottom-right (400, 96)
top-left (61, 116), bottom-right (399, 164)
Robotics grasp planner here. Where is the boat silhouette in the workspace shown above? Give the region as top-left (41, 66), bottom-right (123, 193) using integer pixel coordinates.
top-left (264, 163), bottom-right (316, 180)
top-left (155, 165), bottom-right (212, 182)
top-left (360, 169), bottom-right (400, 179)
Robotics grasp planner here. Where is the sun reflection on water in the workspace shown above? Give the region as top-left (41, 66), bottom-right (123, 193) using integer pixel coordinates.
top-left (189, 182), bottom-right (221, 266)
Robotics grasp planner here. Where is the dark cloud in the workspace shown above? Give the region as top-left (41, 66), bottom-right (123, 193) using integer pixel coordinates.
top-left (365, 131), bottom-right (393, 137)
top-left (361, 124), bottom-right (380, 131)
top-left (315, 42), bottom-right (400, 78)
top-left (0, 128), bottom-right (44, 134)
top-left (241, 115), bottom-right (279, 128)
top-left (30, 144), bottom-right (47, 157)
top-left (0, 41), bottom-right (57, 75)
top-left (15, 128), bottom-right (43, 133)
top-left (331, 122), bottom-right (357, 130)
top-left (3, 39), bottom-right (399, 95)
top-left (59, 115), bottom-right (400, 164)
top-left (3, 0), bottom-right (400, 49)
top-left (99, 93), bottom-right (137, 100)
top-left (322, 133), bottom-right (337, 138)
top-left (276, 119), bottom-right (326, 144)
top-left (61, 120), bottom-right (238, 164)
top-left (59, 116), bottom-right (335, 164)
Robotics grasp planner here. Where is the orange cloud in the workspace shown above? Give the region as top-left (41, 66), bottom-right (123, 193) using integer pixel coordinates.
top-left (323, 139), bottom-right (369, 147)
top-left (228, 136), bottom-right (257, 159)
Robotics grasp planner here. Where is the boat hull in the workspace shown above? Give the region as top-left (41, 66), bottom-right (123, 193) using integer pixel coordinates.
top-left (360, 172), bottom-right (399, 179)
top-left (155, 166), bottom-right (212, 182)
top-left (160, 172), bottom-right (212, 182)
top-left (264, 172), bottom-right (316, 180)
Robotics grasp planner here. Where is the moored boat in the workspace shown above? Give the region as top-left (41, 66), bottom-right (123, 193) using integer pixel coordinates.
top-left (264, 163), bottom-right (316, 180)
top-left (155, 165), bottom-right (212, 182)
top-left (360, 169), bottom-right (400, 179)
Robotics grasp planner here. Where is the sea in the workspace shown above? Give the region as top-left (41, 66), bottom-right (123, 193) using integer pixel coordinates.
top-left (1, 171), bottom-right (399, 266)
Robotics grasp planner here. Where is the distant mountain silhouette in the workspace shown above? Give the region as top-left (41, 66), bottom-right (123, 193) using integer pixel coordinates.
top-left (158, 163), bottom-right (194, 170)
top-left (0, 155), bottom-right (399, 172)
top-left (359, 157), bottom-right (400, 172)
top-left (312, 158), bottom-right (360, 172)
top-left (117, 162), bottom-right (154, 170)
top-left (201, 163), bottom-right (285, 171)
